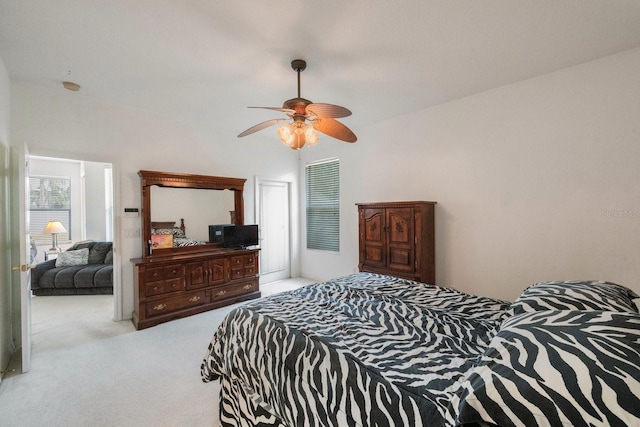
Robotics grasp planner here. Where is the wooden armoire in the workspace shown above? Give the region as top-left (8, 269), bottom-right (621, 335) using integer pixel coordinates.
top-left (356, 201), bottom-right (436, 284)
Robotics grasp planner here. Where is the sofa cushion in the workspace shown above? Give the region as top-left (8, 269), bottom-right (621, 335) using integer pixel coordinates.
top-left (104, 248), bottom-right (113, 265)
top-left (74, 265), bottom-right (112, 288)
top-left (88, 242), bottom-right (112, 264)
top-left (94, 265), bottom-right (113, 287)
top-left (39, 266), bottom-right (86, 288)
top-left (56, 248), bottom-right (89, 267)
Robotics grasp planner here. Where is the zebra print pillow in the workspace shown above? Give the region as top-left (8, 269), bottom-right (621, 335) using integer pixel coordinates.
top-left (452, 310), bottom-right (640, 427)
top-left (510, 280), bottom-right (639, 314)
top-left (152, 227), bottom-right (185, 238)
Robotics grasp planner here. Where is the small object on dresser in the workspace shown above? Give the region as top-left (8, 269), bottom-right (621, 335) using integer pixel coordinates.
top-left (151, 234), bottom-right (173, 249)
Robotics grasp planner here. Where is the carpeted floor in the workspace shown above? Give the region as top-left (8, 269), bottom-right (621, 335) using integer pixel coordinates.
top-left (0, 278), bottom-right (313, 427)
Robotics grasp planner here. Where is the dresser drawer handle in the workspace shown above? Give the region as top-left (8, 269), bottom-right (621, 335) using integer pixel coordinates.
top-left (216, 290), bottom-right (227, 297)
top-left (153, 303), bottom-right (167, 311)
top-left (189, 296), bottom-right (201, 302)
top-left (243, 284), bottom-right (253, 290)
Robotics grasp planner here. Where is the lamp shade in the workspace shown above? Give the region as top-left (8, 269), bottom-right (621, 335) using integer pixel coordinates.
top-left (43, 221), bottom-right (67, 235)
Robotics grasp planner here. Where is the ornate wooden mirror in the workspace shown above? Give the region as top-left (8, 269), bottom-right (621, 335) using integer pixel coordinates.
top-left (138, 170), bottom-right (246, 258)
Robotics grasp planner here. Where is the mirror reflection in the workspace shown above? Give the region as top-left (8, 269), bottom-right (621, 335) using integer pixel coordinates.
top-left (151, 186), bottom-right (235, 243)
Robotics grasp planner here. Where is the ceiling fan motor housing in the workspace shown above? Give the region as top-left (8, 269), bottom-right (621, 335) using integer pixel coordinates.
top-left (283, 97), bottom-right (312, 115)
top-left (291, 59), bottom-right (307, 72)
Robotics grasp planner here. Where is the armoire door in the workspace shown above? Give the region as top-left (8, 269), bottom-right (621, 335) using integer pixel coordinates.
top-left (360, 207), bottom-right (386, 269)
top-left (386, 207), bottom-right (414, 274)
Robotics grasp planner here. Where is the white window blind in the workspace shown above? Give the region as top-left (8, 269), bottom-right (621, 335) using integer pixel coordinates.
top-left (29, 176), bottom-right (72, 244)
top-left (305, 158), bottom-right (339, 252)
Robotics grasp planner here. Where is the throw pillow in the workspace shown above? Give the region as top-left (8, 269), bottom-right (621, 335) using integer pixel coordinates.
top-left (452, 310), bottom-right (640, 427)
top-left (55, 248), bottom-right (89, 267)
top-left (510, 280), bottom-right (639, 314)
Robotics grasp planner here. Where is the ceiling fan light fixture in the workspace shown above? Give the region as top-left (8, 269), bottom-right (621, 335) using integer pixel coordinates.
top-left (305, 126), bottom-right (319, 147)
top-left (240, 59), bottom-right (356, 148)
top-left (277, 124), bottom-right (304, 149)
top-left (277, 121), bottom-right (319, 150)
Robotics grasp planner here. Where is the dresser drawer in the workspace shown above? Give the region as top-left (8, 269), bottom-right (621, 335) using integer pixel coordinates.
top-left (230, 255), bottom-right (244, 268)
top-left (164, 264), bottom-right (184, 280)
top-left (144, 263), bottom-right (183, 282)
top-left (145, 266), bottom-right (165, 282)
top-left (145, 290), bottom-right (207, 317)
top-left (230, 268), bottom-right (245, 280)
top-left (145, 277), bottom-right (183, 297)
top-left (209, 280), bottom-right (258, 302)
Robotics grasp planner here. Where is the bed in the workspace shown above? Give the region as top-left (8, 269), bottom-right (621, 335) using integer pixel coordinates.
top-left (151, 218), bottom-right (207, 248)
top-left (201, 273), bottom-right (640, 426)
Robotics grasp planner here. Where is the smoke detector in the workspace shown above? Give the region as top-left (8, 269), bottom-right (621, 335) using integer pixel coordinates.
top-left (62, 81), bottom-right (80, 91)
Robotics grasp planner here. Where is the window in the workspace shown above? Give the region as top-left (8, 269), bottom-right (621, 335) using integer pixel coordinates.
top-left (29, 176), bottom-right (71, 244)
top-left (305, 158), bottom-right (339, 252)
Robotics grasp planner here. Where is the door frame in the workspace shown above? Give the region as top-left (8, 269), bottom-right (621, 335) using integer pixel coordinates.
top-left (254, 176), bottom-right (292, 283)
top-left (11, 150), bottom-right (124, 348)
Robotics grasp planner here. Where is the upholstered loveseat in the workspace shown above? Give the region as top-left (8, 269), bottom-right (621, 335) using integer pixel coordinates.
top-left (31, 241), bottom-right (113, 296)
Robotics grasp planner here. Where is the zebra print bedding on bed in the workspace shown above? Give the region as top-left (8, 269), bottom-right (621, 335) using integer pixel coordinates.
top-left (452, 310), bottom-right (640, 427)
top-left (201, 273), bottom-right (512, 426)
top-left (201, 275), bottom-right (640, 426)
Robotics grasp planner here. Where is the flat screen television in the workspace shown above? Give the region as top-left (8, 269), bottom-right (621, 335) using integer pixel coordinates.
top-left (223, 224), bottom-right (259, 249)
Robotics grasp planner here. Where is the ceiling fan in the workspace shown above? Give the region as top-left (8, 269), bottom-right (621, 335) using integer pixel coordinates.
top-left (238, 59), bottom-right (357, 150)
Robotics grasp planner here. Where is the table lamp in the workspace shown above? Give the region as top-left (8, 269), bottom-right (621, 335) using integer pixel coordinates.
top-left (43, 221), bottom-right (67, 252)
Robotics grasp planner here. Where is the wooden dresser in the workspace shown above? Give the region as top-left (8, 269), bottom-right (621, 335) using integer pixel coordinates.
top-left (357, 201), bottom-right (436, 284)
top-left (131, 248), bottom-right (259, 330)
top-left (132, 170), bottom-right (260, 330)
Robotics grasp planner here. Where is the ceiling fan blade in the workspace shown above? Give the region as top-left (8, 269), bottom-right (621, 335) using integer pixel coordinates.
top-left (248, 106), bottom-right (295, 116)
top-left (313, 118), bottom-right (357, 143)
top-left (306, 103), bottom-right (352, 118)
top-left (238, 118), bottom-right (287, 137)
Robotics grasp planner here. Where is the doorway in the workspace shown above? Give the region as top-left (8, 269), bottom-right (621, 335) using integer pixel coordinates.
top-left (27, 156), bottom-right (117, 352)
top-left (256, 178), bottom-right (291, 283)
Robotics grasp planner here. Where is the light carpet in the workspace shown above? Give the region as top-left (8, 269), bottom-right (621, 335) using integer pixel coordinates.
top-left (0, 278), bottom-right (313, 427)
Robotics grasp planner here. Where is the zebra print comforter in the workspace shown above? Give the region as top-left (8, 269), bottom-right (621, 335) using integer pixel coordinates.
top-left (201, 275), bottom-right (640, 426)
top-left (201, 273), bottom-right (511, 425)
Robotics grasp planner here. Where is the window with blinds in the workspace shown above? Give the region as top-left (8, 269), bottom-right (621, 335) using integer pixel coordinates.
top-left (29, 176), bottom-right (71, 244)
top-left (305, 158), bottom-right (339, 252)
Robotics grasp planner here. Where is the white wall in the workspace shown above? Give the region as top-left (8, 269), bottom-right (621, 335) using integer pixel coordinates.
top-left (84, 161), bottom-right (108, 241)
top-left (0, 54), bottom-right (12, 375)
top-left (9, 84), bottom-right (299, 319)
top-left (300, 47), bottom-right (640, 301)
top-left (10, 47), bottom-right (640, 319)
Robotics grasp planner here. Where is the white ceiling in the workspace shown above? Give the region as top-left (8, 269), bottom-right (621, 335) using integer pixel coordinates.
top-left (2, 1), bottom-right (640, 139)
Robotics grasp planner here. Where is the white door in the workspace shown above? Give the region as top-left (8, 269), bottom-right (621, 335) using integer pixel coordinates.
top-left (10, 143), bottom-right (32, 373)
top-left (257, 179), bottom-right (290, 283)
